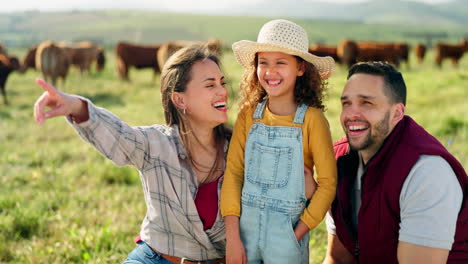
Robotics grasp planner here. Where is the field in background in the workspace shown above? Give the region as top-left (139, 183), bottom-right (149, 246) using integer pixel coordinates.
top-left (0, 46), bottom-right (467, 263)
top-left (1, 10), bottom-right (467, 49)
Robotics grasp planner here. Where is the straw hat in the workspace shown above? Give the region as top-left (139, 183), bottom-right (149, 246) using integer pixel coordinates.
top-left (232, 19), bottom-right (335, 79)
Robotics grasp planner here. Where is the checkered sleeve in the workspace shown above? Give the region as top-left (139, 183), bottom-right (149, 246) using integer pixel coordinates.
top-left (67, 97), bottom-right (150, 169)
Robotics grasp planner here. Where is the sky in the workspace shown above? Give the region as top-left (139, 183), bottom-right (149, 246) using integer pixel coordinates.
top-left (0, 0), bottom-right (453, 13)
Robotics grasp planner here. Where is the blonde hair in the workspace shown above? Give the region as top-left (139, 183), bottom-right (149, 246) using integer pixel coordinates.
top-left (238, 54), bottom-right (328, 111)
top-left (160, 44), bottom-right (231, 184)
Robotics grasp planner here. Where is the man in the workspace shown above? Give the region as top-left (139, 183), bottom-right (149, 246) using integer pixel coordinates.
top-left (324, 61), bottom-right (468, 264)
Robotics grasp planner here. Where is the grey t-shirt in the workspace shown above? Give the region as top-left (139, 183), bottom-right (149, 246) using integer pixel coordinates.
top-left (326, 155), bottom-right (463, 250)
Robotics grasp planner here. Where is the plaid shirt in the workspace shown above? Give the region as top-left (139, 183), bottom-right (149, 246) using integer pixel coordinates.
top-left (69, 99), bottom-right (226, 260)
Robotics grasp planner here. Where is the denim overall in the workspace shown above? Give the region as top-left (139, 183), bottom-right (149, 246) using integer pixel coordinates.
top-left (240, 99), bottom-right (309, 264)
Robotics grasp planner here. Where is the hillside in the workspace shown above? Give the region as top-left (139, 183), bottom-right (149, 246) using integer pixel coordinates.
top-left (0, 7), bottom-right (466, 49)
top-left (231, 0), bottom-right (468, 27)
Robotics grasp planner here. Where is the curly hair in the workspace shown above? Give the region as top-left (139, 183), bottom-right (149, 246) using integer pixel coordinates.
top-left (238, 54), bottom-right (328, 111)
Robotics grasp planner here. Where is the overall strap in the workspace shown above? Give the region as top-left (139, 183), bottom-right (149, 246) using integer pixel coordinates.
top-left (293, 104), bottom-right (308, 125)
top-left (253, 98), bottom-right (268, 119)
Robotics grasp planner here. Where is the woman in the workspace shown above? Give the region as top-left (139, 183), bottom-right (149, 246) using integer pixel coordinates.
top-left (34, 44), bottom-right (229, 264)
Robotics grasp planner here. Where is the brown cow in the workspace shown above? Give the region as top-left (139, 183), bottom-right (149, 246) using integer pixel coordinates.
top-left (337, 39), bottom-right (359, 68)
top-left (356, 42), bottom-right (402, 67)
top-left (96, 48), bottom-right (106, 72)
top-left (36, 41), bottom-right (71, 86)
top-left (337, 40), bottom-right (408, 68)
top-left (157, 39), bottom-right (222, 70)
top-left (0, 54), bottom-right (20, 104)
top-left (19, 45), bottom-right (38, 73)
top-left (434, 39), bottom-right (468, 67)
top-left (394, 42), bottom-right (410, 67)
top-left (414, 43), bottom-right (426, 64)
top-left (0, 43), bottom-right (7, 56)
top-left (115, 42), bottom-right (161, 81)
top-left (309, 44), bottom-right (340, 64)
top-left (57, 41), bottom-right (103, 74)
top-left (74, 41), bottom-right (106, 73)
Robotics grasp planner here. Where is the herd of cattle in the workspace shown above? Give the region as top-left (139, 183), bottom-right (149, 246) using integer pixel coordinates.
top-left (0, 41), bottom-right (105, 104)
top-left (309, 39), bottom-right (468, 68)
top-left (0, 38), bottom-right (467, 105)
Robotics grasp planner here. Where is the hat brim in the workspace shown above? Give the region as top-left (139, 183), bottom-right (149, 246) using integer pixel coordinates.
top-left (232, 40), bottom-right (335, 80)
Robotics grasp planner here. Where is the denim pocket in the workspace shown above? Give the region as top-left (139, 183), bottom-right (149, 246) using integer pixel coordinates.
top-left (285, 216), bottom-right (303, 252)
top-left (246, 142), bottom-right (292, 188)
top-left (141, 242), bottom-right (159, 259)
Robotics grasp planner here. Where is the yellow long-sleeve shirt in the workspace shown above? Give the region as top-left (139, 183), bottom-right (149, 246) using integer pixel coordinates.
top-left (221, 104), bottom-right (337, 230)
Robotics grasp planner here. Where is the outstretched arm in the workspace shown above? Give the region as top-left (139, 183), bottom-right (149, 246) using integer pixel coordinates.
top-left (34, 78), bottom-right (89, 124)
top-left (33, 78), bottom-right (149, 169)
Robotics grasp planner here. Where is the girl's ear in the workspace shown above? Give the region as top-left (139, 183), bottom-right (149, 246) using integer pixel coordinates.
top-left (171, 92), bottom-right (186, 110)
top-left (297, 61), bottom-right (305, 77)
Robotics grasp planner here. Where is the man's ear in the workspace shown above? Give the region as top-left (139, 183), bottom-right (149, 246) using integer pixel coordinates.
top-left (391, 103), bottom-right (405, 125)
top-left (171, 92), bottom-right (186, 110)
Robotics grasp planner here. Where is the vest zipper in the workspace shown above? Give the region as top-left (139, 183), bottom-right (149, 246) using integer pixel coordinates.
top-left (354, 242), bottom-right (361, 264)
top-left (354, 168), bottom-right (367, 264)
top-left (338, 185), bottom-right (360, 263)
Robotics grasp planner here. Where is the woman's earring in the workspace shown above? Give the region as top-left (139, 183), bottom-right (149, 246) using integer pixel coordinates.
top-left (183, 108), bottom-right (186, 115)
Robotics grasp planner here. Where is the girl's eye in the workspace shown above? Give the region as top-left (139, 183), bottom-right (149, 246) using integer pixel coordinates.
top-left (259, 61), bottom-right (267, 65)
top-left (221, 82), bottom-right (227, 86)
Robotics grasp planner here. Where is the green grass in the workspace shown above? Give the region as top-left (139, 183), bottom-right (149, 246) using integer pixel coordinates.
top-left (1, 47), bottom-right (467, 263)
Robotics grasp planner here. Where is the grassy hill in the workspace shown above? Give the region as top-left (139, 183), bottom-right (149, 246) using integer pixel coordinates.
top-left (0, 9), bottom-right (467, 50)
top-left (231, 0), bottom-right (468, 27)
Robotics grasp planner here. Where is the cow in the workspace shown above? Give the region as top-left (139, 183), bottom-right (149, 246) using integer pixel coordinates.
top-left (355, 42), bottom-right (402, 67)
top-left (434, 39), bottom-right (468, 67)
top-left (35, 41), bottom-right (71, 87)
top-left (115, 42), bottom-right (161, 81)
top-left (338, 40), bottom-right (407, 68)
top-left (19, 45), bottom-right (37, 73)
top-left (57, 41), bottom-right (103, 75)
top-left (0, 43), bottom-right (7, 55)
top-left (337, 39), bottom-right (359, 68)
top-left (96, 48), bottom-right (106, 72)
top-left (74, 41), bottom-right (106, 73)
top-left (394, 42), bottom-right (410, 67)
top-left (0, 54), bottom-right (20, 105)
top-left (308, 44), bottom-right (340, 64)
top-left (156, 41), bottom-right (187, 71)
top-left (414, 43), bottom-right (426, 64)
top-left (157, 39), bottom-right (222, 70)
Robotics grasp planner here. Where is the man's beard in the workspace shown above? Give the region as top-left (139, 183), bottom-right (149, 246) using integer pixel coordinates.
top-left (348, 111), bottom-right (390, 152)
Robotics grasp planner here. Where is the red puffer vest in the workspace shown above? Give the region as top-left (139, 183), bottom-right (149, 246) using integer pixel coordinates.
top-left (331, 116), bottom-right (468, 264)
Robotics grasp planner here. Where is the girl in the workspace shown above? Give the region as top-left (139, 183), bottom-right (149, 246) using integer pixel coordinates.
top-left (34, 45), bottom-right (229, 264)
top-left (221, 19), bottom-right (337, 264)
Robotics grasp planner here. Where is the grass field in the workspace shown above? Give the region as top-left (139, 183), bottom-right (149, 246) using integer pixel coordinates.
top-left (0, 48), bottom-right (467, 263)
